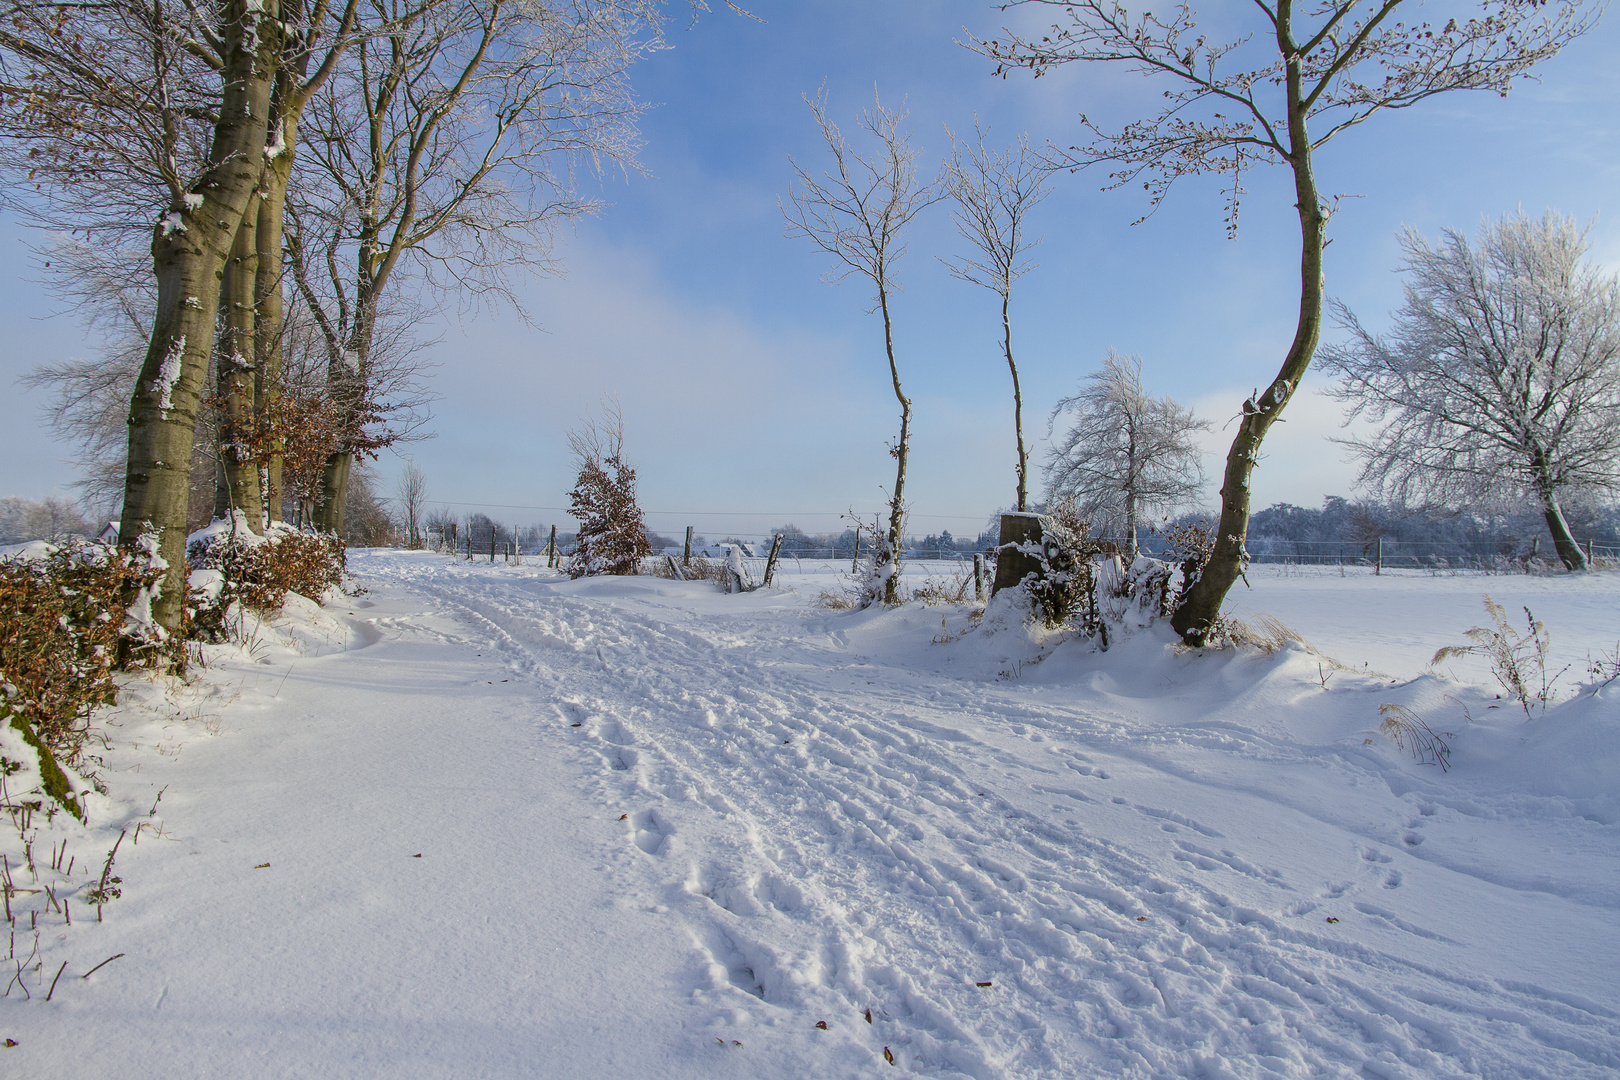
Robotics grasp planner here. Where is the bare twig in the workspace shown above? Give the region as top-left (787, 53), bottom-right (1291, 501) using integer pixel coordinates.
top-left (80, 952), bottom-right (125, 980)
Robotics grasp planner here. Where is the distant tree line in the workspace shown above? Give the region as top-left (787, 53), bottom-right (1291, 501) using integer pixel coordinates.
top-left (1150, 497), bottom-right (1620, 567)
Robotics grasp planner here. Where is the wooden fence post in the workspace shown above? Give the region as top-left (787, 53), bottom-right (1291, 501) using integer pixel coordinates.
top-left (763, 534), bottom-right (784, 588)
top-left (973, 553), bottom-right (985, 601)
top-left (1376, 536), bottom-right (1382, 576)
top-left (489, 529), bottom-right (496, 563)
top-left (547, 525), bottom-right (557, 568)
top-left (852, 525), bottom-right (861, 574)
top-left (684, 525), bottom-right (694, 567)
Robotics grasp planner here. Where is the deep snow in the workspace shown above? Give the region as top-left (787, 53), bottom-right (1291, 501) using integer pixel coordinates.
top-left (3, 554), bottom-right (1617, 1078)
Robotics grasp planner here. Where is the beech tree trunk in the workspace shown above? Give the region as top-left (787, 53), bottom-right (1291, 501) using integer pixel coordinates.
top-left (1172, 21), bottom-right (1321, 646)
top-left (256, 147), bottom-right (291, 524)
top-left (117, 0), bottom-right (281, 633)
top-left (215, 191), bottom-right (265, 527)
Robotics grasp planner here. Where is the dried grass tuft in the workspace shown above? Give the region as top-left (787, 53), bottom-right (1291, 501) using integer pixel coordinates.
top-left (1378, 703), bottom-right (1451, 771)
top-left (1432, 595), bottom-right (1562, 715)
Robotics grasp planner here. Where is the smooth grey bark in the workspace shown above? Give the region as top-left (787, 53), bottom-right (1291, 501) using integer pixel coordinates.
top-left (118, 0), bottom-right (281, 633)
top-left (215, 187), bottom-right (266, 526)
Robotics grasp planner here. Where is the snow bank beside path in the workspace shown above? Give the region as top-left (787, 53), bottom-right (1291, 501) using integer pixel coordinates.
top-left (6, 551), bottom-right (1617, 1079)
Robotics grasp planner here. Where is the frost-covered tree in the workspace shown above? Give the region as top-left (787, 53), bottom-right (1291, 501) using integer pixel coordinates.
top-left (1046, 350), bottom-right (1208, 558)
top-left (1321, 212), bottom-right (1620, 572)
top-left (941, 123), bottom-right (1050, 513)
top-left (978, 0), bottom-right (1597, 644)
top-left (783, 89), bottom-right (938, 605)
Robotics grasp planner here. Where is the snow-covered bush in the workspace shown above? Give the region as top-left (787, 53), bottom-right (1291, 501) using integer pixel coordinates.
top-left (186, 516), bottom-right (346, 640)
top-left (567, 455), bottom-right (651, 577)
top-left (0, 537), bottom-right (175, 813)
top-left (1001, 500), bottom-right (1188, 648)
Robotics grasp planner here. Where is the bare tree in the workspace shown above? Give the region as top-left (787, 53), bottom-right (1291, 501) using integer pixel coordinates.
top-left (979, 0), bottom-right (1597, 644)
top-left (1046, 350), bottom-right (1208, 558)
top-left (1321, 212), bottom-right (1620, 571)
top-left (782, 88), bottom-right (939, 605)
top-left (292, 0), bottom-right (660, 536)
top-left (941, 122), bottom-right (1049, 513)
top-left (395, 461), bottom-right (429, 548)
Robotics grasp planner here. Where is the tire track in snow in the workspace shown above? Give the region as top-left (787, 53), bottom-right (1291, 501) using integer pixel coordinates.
top-left (364, 560), bottom-right (1620, 1079)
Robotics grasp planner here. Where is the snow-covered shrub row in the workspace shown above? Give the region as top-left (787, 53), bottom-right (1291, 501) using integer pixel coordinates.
top-left (0, 537), bottom-right (176, 811)
top-left (186, 515), bottom-right (346, 640)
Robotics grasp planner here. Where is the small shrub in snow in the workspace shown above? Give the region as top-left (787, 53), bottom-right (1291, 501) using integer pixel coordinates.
top-left (186, 519), bottom-right (346, 640)
top-left (567, 456), bottom-right (651, 578)
top-left (1432, 595), bottom-right (1562, 715)
top-left (909, 567), bottom-right (975, 606)
top-left (1378, 703), bottom-right (1452, 772)
top-left (853, 521), bottom-right (897, 609)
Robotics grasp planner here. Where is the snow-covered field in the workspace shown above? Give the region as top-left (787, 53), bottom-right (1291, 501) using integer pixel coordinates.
top-left (5, 553), bottom-right (1618, 1078)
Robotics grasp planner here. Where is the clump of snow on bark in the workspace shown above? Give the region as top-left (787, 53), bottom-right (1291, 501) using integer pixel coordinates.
top-left (149, 335), bottom-right (185, 413)
top-left (264, 119), bottom-right (286, 159)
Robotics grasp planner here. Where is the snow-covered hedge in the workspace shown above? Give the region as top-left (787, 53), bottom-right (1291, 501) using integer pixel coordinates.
top-left (186, 516), bottom-right (346, 639)
top-left (0, 538), bottom-right (175, 813)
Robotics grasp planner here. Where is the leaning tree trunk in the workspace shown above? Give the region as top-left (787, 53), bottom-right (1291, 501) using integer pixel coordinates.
top-left (214, 188), bottom-right (265, 528)
top-left (1534, 463), bottom-right (1588, 571)
top-left (117, 0), bottom-right (281, 634)
top-left (878, 287), bottom-right (910, 605)
top-left (1171, 41), bottom-right (1322, 647)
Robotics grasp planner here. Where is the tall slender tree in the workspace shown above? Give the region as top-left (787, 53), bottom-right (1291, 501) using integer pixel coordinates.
top-left (941, 122), bottom-right (1049, 513)
top-left (783, 89), bottom-right (938, 605)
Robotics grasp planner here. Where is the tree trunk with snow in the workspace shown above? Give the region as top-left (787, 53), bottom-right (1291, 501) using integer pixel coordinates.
top-left (878, 289), bottom-right (910, 606)
top-left (215, 186), bottom-right (266, 528)
top-left (117, 0), bottom-right (281, 633)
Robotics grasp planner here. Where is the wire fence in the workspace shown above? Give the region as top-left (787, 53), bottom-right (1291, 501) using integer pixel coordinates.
top-left (426, 528), bottom-right (1619, 575)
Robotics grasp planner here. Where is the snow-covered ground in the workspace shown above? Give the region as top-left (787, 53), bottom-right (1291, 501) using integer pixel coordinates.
top-left (5, 553), bottom-right (1618, 1078)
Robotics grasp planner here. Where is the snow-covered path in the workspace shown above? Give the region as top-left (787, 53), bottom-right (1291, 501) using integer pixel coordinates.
top-left (9, 552), bottom-right (1619, 1078)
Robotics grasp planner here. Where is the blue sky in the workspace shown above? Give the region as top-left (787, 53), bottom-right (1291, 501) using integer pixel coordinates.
top-left (3, 0), bottom-right (1619, 541)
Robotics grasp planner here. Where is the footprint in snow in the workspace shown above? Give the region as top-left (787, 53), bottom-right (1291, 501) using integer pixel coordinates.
top-left (629, 810), bottom-right (668, 855)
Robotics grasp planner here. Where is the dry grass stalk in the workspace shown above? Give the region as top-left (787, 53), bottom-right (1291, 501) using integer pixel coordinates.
top-left (1432, 595), bottom-right (1560, 715)
top-left (1378, 703), bottom-right (1451, 771)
